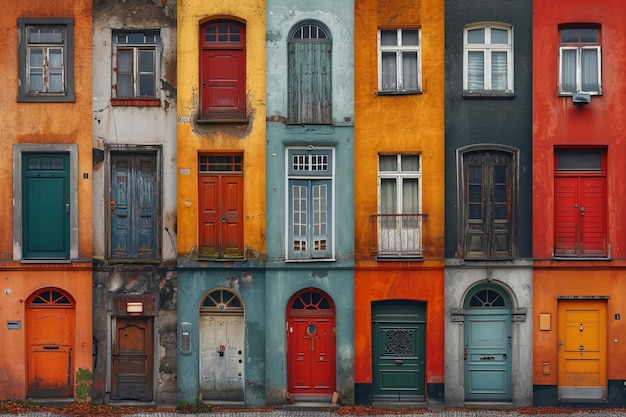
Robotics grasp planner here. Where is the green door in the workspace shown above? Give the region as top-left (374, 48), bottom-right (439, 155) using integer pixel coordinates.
top-left (464, 286), bottom-right (512, 401)
top-left (22, 153), bottom-right (70, 259)
top-left (372, 300), bottom-right (426, 401)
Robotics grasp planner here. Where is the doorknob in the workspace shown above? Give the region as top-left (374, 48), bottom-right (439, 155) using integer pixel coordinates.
top-left (110, 200), bottom-right (115, 212)
top-left (395, 359), bottom-right (403, 365)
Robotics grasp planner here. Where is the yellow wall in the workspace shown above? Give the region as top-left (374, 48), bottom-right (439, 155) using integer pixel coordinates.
top-left (176, 0), bottom-right (266, 257)
top-left (354, 0), bottom-right (445, 261)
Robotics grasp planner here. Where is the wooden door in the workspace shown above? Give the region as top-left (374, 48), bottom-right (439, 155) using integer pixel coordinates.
top-left (199, 315), bottom-right (244, 400)
top-left (27, 289), bottom-right (75, 398)
top-left (111, 153), bottom-right (157, 259)
top-left (112, 317), bottom-right (153, 401)
top-left (199, 175), bottom-right (243, 258)
top-left (558, 300), bottom-right (607, 401)
top-left (372, 301), bottom-right (425, 401)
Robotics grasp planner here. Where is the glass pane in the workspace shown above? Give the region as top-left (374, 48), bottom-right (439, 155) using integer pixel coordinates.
top-left (49, 48), bottom-right (63, 69)
top-left (139, 50), bottom-right (154, 72)
top-left (49, 70), bottom-right (63, 92)
top-left (381, 30), bottom-right (398, 46)
top-left (579, 28), bottom-right (598, 43)
top-left (379, 155), bottom-right (397, 171)
top-left (29, 71), bottom-right (43, 91)
top-left (30, 48), bottom-right (44, 67)
top-left (381, 178), bottom-right (397, 227)
top-left (402, 52), bottom-right (418, 90)
top-left (118, 50), bottom-right (132, 72)
top-left (402, 178), bottom-right (418, 214)
top-left (467, 51), bottom-right (484, 90)
top-left (139, 74), bottom-right (155, 96)
top-left (491, 28), bottom-right (508, 44)
top-left (493, 166), bottom-right (508, 220)
top-left (581, 48), bottom-right (599, 91)
top-left (401, 155), bottom-right (419, 171)
top-left (467, 28), bottom-right (485, 44)
top-left (561, 28), bottom-right (579, 43)
top-left (205, 26), bottom-right (216, 42)
top-left (381, 52), bottom-right (397, 90)
top-left (402, 30), bottom-right (418, 46)
top-left (468, 166), bottom-right (482, 220)
top-left (117, 74), bottom-right (132, 97)
top-left (560, 49), bottom-right (576, 92)
top-left (557, 150), bottom-right (602, 170)
top-left (218, 24), bottom-right (229, 42)
top-left (491, 51), bottom-right (508, 90)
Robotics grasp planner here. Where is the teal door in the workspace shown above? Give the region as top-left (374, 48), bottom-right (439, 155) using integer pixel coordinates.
top-left (22, 153), bottom-right (70, 259)
top-left (372, 301), bottom-right (426, 401)
top-left (464, 286), bottom-right (512, 401)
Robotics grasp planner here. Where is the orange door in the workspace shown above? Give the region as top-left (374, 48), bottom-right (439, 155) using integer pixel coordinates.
top-left (112, 317), bottom-right (154, 401)
top-left (26, 290), bottom-right (75, 398)
top-left (558, 300), bottom-right (607, 401)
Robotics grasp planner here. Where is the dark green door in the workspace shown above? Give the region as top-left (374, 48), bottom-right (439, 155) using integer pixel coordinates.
top-left (372, 300), bottom-right (426, 401)
top-left (22, 153), bottom-right (70, 259)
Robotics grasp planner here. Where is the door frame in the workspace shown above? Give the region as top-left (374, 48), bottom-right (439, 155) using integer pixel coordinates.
top-left (106, 146), bottom-right (161, 260)
top-left (463, 283), bottom-right (513, 401)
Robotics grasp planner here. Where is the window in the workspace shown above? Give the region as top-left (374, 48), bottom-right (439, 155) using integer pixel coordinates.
top-left (554, 149), bottom-right (606, 257)
top-left (288, 21), bottom-right (332, 124)
top-left (459, 148), bottom-right (516, 259)
top-left (559, 26), bottom-right (601, 95)
top-left (375, 154), bottom-right (423, 257)
top-left (199, 20), bottom-right (246, 121)
top-left (18, 18), bottom-right (75, 102)
top-left (198, 154), bottom-right (244, 258)
top-left (112, 31), bottom-right (160, 105)
top-left (378, 29), bottom-right (421, 94)
top-left (464, 24), bottom-right (513, 94)
top-left (287, 148), bottom-right (333, 260)
top-left (13, 144), bottom-right (79, 260)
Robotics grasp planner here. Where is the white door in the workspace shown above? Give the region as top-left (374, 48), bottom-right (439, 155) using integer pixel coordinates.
top-left (199, 315), bottom-right (244, 400)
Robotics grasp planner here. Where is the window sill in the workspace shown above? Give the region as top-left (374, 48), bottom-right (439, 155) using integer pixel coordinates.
top-left (463, 91), bottom-right (514, 99)
top-left (111, 98), bottom-right (161, 107)
top-left (285, 258), bottom-right (336, 263)
top-left (197, 118), bottom-right (249, 125)
top-left (376, 255), bottom-right (424, 261)
top-left (18, 94), bottom-right (76, 103)
top-left (377, 90), bottom-right (422, 96)
top-left (552, 256), bottom-right (609, 261)
top-left (21, 259), bottom-right (72, 264)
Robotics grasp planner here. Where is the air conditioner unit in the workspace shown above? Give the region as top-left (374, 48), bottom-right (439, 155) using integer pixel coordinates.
top-left (572, 92), bottom-right (591, 105)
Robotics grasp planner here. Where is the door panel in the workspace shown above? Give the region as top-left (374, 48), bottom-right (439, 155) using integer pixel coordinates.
top-left (111, 153), bottom-right (157, 259)
top-left (202, 50), bottom-right (245, 118)
top-left (464, 312), bottom-right (511, 400)
top-left (199, 315), bottom-right (244, 400)
top-left (558, 300), bottom-right (607, 400)
top-left (287, 318), bottom-right (336, 394)
top-left (27, 306), bottom-right (74, 397)
top-left (112, 317), bottom-right (153, 401)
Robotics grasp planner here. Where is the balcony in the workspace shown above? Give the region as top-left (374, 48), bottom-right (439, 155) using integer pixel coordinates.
top-left (369, 213), bottom-right (428, 259)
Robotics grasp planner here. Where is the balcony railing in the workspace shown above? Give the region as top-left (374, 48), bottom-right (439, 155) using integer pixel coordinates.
top-left (369, 213), bottom-right (428, 258)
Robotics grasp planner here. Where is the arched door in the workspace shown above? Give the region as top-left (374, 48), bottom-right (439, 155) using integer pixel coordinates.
top-left (464, 285), bottom-right (512, 401)
top-left (199, 288), bottom-right (244, 401)
top-left (287, 288), bottom-right (336, 396)
top-left (26, 288), bottom-right (75, 398)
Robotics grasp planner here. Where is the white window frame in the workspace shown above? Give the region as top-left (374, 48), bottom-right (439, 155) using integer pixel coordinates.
top-left (285, 147), bottom-right (335, 261)
top-left (558, 27), bottom-right (602, 95)
top-left (378, 28), bottom-right (422, 94)
top-left (463, 23), bottom-right (513, 93)
top-left (112, 31), bottom-right (160, 99)
top-left (377, 154), bottom-right (422, 257)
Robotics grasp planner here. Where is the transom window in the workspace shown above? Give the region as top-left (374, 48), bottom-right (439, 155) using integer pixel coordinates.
top-left (464, 24), bottom-right (513, 93)
top-left (18, 18), bottom-right (75, 102)
top-left (113, 31), bottom-right (159, 100)
top-left (378, 29), bottom-right (421, 94)
top-left (559, 26), bottom-right (601, 95)
top-left (287, 148), bottom-right (334, 260)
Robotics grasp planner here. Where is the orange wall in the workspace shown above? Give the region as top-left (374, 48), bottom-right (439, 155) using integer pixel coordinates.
top-left (533, 269), bottom-right (626, 384)
top-left (354, 0), bottom-right (445, 261)
top-left (533, 0), bottom-right (626, 259)
top-left (354, 267), bottom-right (445, 385)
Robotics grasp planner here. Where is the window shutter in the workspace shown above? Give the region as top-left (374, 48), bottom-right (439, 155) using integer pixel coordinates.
top-left (288, 42), bottom-right (332, 124)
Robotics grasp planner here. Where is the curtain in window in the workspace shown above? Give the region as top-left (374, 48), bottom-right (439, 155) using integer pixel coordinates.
top-left (467, 51), bottom-right (484, 90)
top-left (402, 52), bottom-right (418, 90)
top-left (560, 49), bottom-right (577, 92)
top-left (381, 52), bottom-right (397, 90)
top-left (491, 51), bottom-right (508, 90)
top-left (581, 48), bottom-right (599, 92)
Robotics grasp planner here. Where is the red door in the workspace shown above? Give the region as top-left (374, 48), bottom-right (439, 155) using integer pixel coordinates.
top-left (287, 289), bottom-right (336, 396)
top-left (27, 289), bottom-right (75, 398)
top-left (199, 175), bottom-right (243, 258)
top-left (201, 49), bottom-right (245, 118)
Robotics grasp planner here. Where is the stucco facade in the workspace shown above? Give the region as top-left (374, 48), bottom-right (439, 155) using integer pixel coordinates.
top-left (0, 0), bottom-right (93, 401)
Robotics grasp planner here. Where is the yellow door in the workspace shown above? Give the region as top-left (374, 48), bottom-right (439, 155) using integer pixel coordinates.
top-left (558, 300), bottom-right (607, 401)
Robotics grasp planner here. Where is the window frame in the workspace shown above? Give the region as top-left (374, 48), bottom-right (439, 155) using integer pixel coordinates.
top-left (111, 30), bottom-right (161, 106)
top-left (558, 26), bottom-right (602, 96)
top-left (18, 18), bottom-right (75, 103)
top-left (457, 145), bottom-right (518, 260)
top-left (13, 144), bottom-right (79, 261)
top-left (463, 23), bottom-right (514, 96)
top-left (377, 28), bottom-right (422, 95)
top-left (553, 148), bottom-right (607, 258)
top-left (286, 147), bottom-right (334, 261)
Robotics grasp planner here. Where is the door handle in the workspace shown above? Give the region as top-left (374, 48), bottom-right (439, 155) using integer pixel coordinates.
top-left (395, 359), bottom-right (403, 365)
top-left (110, 200), bottom-right (115, 212)
top-left (480, 356), bottom-right (495, 360)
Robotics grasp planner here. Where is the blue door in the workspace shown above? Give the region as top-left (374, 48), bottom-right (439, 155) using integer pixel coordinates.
top-left (464, 286), bottom-right (512, 401)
